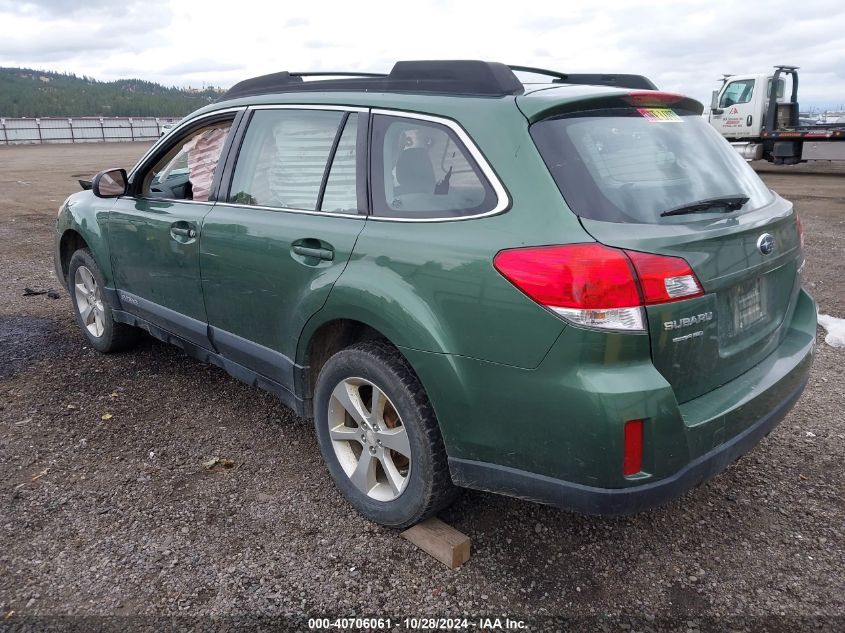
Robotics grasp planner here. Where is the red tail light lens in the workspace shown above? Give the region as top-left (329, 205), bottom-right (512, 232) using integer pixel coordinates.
top-left (493, 244), bottom-right (640, 309)
top-left (493, 243), bottom-right (704, 332)
top-left (623, 419), bottom-right (644, 476)
top-left (625, 250), bottom-right (704, 304)
top-left (494, 244), bottom-right (645, 331)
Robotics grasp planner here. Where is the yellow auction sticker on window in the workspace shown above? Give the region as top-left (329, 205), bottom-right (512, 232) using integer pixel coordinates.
top-left (637, 108), bottom-right (682, 122)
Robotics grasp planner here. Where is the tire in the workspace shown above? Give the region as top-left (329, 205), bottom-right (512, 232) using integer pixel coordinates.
top-left (314, 340), bottom-right (457, 528)
top-left (68, 249), bottom-right (139, 353)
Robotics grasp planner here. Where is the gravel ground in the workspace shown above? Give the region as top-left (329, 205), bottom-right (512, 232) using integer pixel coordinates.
top-left (1, 144), bottom-right (843, 631)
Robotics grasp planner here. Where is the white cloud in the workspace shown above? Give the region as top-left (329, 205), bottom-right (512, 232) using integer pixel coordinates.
top-left (0, 0), bottom-right (843, 106)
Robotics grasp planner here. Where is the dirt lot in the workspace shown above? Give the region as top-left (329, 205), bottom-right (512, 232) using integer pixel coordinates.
top-left (1, 143), bottom-right (843, 630)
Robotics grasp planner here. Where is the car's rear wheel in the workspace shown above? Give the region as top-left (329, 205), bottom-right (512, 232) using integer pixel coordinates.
top-left (314, 340), bottom-right (456, 528)
top-left (68, 249), bottom-right (139, 353)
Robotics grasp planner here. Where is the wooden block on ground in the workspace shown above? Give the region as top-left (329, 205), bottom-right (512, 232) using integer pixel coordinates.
top-left (401, 517), bottom-right (471, 569)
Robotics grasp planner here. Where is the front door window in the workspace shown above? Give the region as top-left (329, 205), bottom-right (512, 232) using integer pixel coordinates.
top-left (142, 121), bottom-right (232, 201)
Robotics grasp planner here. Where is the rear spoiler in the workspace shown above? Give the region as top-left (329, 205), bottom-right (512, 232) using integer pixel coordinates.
top-left (520, 92), bottom-right (705, 124)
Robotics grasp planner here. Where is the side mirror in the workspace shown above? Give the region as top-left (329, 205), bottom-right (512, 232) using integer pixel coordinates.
top-left (709, 89), bottom-right (724, 114)
top-left (92, 168), bottom-right (128, 198)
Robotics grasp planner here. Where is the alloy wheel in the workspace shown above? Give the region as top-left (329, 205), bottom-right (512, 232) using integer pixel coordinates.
top-left (327, 377), bottom-right (411, 501)
top-left (74, 265), bottom-right (105, 338)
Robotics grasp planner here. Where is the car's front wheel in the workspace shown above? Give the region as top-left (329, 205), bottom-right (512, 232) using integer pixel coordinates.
top-left (314, 341), bottom-right (456, 528)
top-left (68, 249), bottom-right (139, 353)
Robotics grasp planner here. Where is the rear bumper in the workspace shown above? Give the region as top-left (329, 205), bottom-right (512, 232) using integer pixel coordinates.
top-left (449, 374), bottom-right (808, 515)
top-left (443, 288), bottom-right (816, 515)
top-left (405, 286), bottom-right (815, 514)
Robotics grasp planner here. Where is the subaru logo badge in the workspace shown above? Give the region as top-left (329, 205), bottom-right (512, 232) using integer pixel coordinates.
top-left (757, 233), bottom-right (775, 255)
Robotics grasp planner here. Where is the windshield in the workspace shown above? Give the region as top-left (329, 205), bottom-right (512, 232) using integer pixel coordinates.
top-left (531, 107), bottom-right (773, 224)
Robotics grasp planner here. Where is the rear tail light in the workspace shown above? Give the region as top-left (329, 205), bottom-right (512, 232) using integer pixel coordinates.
top-left (625, 250), bottom-right (704, 304)
top-left (493, 243), bottom-right (703, 332)
top-left (623, 419), bottom-right (644, 476)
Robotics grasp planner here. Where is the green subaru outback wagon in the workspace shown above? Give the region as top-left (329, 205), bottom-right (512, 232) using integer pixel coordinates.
top-left (55, 61), bottom-right (815, 527)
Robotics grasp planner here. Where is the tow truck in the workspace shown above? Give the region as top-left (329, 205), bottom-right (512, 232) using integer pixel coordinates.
top-left (708, 65), bottom-right (845, 164)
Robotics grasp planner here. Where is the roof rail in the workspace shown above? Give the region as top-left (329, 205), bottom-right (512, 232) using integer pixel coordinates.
top-left (222, 71), bottom-right (303, 100)
top-left (219, 61), bottom-right (525, 101)
top-left (291, 72), bottom-right (387, 78)
top-left (509, 65), bottom-right (658, 90)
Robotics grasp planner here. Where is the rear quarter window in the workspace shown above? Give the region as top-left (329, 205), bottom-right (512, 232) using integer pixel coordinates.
top-left (370, 114), bottom-right (498, 219)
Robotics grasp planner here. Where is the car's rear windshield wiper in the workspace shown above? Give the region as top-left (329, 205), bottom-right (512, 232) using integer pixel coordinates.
top-left (660, 195), bottom-right (749, 217)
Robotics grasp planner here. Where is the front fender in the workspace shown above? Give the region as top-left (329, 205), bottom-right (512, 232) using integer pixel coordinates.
top-left (56, 191), bottom-right (116, 286)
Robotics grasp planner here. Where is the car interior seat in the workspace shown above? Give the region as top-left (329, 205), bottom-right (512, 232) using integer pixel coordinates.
top-left (394, 148), bottom-right (435, 195)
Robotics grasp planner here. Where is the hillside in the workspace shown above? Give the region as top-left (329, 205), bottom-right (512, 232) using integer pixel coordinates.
top-left (0, 68), bottom-right (224, 117)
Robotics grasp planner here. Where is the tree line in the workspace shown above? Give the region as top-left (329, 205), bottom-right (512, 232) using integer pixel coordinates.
top-left (0, 68), bottom-right (223, 118)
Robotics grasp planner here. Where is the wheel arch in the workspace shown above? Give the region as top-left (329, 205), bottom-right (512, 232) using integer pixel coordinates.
top-left (301, 315), bottom-right (474, 478)
top-left (299, 317), bottom-right (440, 403)
top-left (298, 306), bottom-right (460, 392)
top-left (58, 229), bottom-right (89, 285)
top-left (298, 272), bottom-right (453, 363)
top-left (295, 266), bottom-right (467, 409)
top-left (299, 318), bottom-right (386, 401)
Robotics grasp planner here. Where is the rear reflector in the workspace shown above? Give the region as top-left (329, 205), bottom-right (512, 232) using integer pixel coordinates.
top-left (623, 419), bottom-right (644, 476)
top-left (493, 243), bottom-right (703, 332)
top-left (552, 306), bottom-right (644, 331)
top-left (795, 214), bottom-right (805, 249)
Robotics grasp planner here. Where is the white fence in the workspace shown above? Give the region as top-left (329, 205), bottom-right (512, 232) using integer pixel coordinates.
top-left (0, 117), bottom-right (181, 145)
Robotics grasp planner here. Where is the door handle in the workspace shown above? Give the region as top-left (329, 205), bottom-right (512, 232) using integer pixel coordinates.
top-left (170, 222), bottom-right (197, 241)
top-left (292, 245), bottom-right (334, 261)
top-left (171, 226), bottom-right (197, 238)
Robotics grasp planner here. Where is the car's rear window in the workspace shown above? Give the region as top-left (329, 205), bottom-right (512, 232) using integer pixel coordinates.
top-left (531, 107), bottom-right (773, 224)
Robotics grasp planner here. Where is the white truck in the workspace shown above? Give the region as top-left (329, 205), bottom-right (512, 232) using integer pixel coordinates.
top-left (708, 65), bottom-right (845, 164)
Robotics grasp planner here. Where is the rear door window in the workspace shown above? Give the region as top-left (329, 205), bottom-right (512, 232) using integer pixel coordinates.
top-left (370, 114), bottom-right (496, 219)
top-left (320, 114), bottom-right (360, 214)
top-left (228, 109), bottom-right (346, 210)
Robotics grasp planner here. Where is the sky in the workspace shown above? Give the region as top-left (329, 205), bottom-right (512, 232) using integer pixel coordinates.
top-left (1, 0), bottom-right (844, 109)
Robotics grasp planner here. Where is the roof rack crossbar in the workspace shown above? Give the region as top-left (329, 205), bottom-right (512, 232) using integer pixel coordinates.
top-left (288, 71), bottom-right (387, 78)
top-left (509, 65), bottom-right (568, 81)
top-left (219, 60), bottom-right (525, 101)
top-left (508, 65), bottom-right (658, 91)
top-left (218, 61), bottom-right (659, 102)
